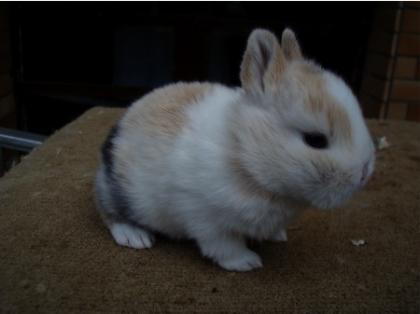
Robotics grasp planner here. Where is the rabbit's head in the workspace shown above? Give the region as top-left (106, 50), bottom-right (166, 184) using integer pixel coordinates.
top-left (232, 28), bottom-right (375, 209)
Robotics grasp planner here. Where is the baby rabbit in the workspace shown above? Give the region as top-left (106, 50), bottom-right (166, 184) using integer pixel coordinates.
top-left (95, 28), bottom-right (375, 271)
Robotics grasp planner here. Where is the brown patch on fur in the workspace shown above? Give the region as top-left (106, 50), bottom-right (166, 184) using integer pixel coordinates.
top-left (293, 63), bottom-right (352, 142)
top-left (298, 62), bottom-right (323, 76)
top-left (121, 82), bottom-right (213, 137)
top-left (112, 83), bottom-right (214, 188)
top-left (264, 42), bottom-right (286, 92)
top-left (281, 28), bottom-right (303, 61)
top-left (326, 103), bottom-right (353, 141)
top-left (240, 48), bottom-right (256, 91)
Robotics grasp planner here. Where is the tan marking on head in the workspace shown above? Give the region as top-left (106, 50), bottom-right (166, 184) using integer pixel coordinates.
top-left (292, 62), bottom-right (352, 142)
top-left (326, 102), bottom-right (352, 141)
top-left (121, 82), bottom-right (213, 137)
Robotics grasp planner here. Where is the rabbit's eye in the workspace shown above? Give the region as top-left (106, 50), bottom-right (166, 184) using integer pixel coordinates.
top-left (303, 132), bottom-right (328, 149)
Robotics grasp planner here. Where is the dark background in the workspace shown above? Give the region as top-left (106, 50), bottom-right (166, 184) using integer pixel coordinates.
top-left (10, 2), bottom-right (376, 135)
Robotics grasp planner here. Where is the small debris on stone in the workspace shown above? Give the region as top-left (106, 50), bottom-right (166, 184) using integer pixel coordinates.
top-left (336, 255), bottom-right (346, 265)
top-left (351, 239), bottom-right (366, 247)
top-left (35, 283), bottom-right (47, 293)
top-left (32, 191), bottom-right (42, 197)
top-left (19, 279), bottom-right (30, 288)
top-left (377, 136), bottom-right (390, 150)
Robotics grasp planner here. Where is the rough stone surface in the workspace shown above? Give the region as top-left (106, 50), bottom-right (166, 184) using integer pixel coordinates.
top-left (0, 107), bottom-right (419, 313)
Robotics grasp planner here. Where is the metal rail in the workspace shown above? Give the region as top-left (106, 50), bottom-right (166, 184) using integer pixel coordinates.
top-left (0, 128), bottom-right (47, 152)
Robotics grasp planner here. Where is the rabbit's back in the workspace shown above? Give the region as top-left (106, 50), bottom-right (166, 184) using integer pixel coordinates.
top-left (113, 82), bottom-right (215, 179)
top-left (98, 82), bottom-right (235, 235)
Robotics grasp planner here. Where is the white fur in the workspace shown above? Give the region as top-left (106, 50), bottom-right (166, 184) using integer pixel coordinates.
top-left (110, 223), bottom-right (154, 249)
top-left (95, 29), bottom-right (375, 272)
top-left (324, 72), bottom-right (374, 150)
top-left (323, 71), bottom-right (376, 185)
top-left (97, 85), bottom-right (300, 271)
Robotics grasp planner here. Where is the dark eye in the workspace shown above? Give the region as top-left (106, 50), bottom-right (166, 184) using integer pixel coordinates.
top-left (303, 132), bottom-right (328, 149)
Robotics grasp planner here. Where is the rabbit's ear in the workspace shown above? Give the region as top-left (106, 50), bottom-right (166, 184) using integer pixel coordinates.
top-left (281, 28), bottom-right (302, 61)
top-left (240, 29), bottom-right (286, 94)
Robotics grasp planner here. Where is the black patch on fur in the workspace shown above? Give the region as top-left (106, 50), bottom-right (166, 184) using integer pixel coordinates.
top-left (106, 177), bottom-right (134, 223)
top-left (101, 125), bottom-right (119, 175)
top-left (100, 124), bottom-right (135, 223)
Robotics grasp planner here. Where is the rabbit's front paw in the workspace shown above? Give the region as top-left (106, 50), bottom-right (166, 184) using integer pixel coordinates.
top-left (110, 223), bottom-right (155, 249)
top-left (218, 250), bottom-right (263, 272)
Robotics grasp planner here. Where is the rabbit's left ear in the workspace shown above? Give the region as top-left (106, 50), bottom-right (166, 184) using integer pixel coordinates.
top-left (281, 28), bottom-right (303, 61)
top-left (240, 29), bottom-right (286, 94)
